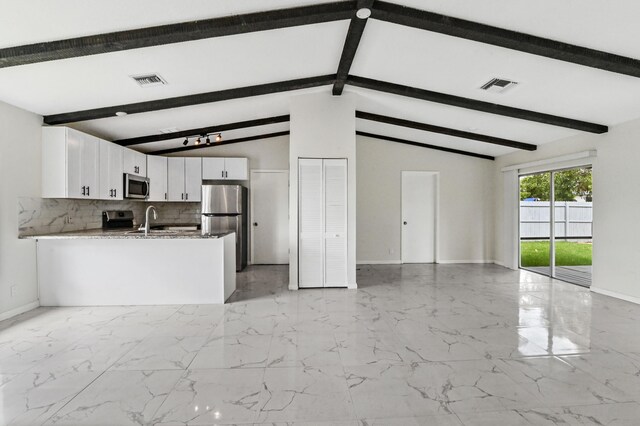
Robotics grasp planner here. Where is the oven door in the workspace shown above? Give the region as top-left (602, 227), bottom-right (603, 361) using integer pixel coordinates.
top-left (124, 174), bottom-right (150, 199)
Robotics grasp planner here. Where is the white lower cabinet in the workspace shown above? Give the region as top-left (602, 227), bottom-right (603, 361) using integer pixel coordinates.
top-left (147, 156), bottom-right (168, 201)
top-left (167, 157), bottom-right (202, 202)
top-left (298, 158), bottom-right (347, 288)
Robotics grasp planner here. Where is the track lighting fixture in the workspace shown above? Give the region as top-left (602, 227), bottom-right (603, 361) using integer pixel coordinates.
top-left (179, 133), bottom-right (221, 147)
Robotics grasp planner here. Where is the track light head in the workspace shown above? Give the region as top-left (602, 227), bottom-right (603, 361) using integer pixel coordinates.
top-left (206, 136), bottom-right (211, 145)
top-left (182, 138), bottom-right (188, 146)
top-left (215, 133), bottom-right (222, 142)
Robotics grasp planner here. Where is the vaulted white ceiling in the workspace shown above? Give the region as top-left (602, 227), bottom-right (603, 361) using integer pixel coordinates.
top-left (1, 0), bottom-right (639, 159)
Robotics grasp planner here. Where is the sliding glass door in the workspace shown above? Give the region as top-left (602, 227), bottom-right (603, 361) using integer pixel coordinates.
top-left (552, 168), bottom-right (593, 286)
top-left (519, 167), bottom-right (592, 287)
top-left (520, 172), bottom-right (552, 277)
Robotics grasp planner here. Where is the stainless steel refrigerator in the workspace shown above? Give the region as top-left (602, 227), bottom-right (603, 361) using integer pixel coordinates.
top-left (201, 184), bottom-right (248, 271)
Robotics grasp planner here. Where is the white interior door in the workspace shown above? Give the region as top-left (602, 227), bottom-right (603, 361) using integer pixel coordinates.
top-left (251, 170), bottom-right (289, 264)
top-left (401, 171), bottom-right (437, 263)
top-left (323, 159), bottom-right (347, 287)
top-left (298, 159), bottom-right (324, 288)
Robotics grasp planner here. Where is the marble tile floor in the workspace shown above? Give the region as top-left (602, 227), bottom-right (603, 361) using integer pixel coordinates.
top-left (0, 264), bottom-right (640, 425)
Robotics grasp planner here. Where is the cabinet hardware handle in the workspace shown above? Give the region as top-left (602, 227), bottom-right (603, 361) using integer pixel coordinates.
top-left (253, 222), bottom-right (258, 226)
top-left (403, 221), bottom-right (407, 225)
top-left (181, 193), bottom-right (184, 200)
top-left (221, 170), bottom-right (224, 178)
top-left (82, 186), bottom-right (86, 196)
top-left (186, 193), bottom-right (189, 200)
top-left (225, 171), bottom-right (228, 178)
top-left (114, 189), bottom-right (116, 198)
top-left (164, 192), bottom-right (167, 200)
top-left (109, 189), bottom-right (113, 197)
top-left (87, 186), bottom-right (90, 196)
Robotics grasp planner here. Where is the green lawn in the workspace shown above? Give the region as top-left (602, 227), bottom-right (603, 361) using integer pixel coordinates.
top-left (520, 241), bottom-right (592, 267)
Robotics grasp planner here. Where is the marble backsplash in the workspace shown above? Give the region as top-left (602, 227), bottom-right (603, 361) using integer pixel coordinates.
top-left (18, 197), bottom-right (201, 237)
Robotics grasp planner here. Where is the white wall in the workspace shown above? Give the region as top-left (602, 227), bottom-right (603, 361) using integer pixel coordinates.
top-left (494, 116), bottom-right (640, 303)
top-left (0, 101), bottom-right (42, 319)
top-left (176, 134), bottom-right (289, 170)
top-left (289, 93), bottom-right (357, 289)
top-left (357, 135), bottom-right (495, 264)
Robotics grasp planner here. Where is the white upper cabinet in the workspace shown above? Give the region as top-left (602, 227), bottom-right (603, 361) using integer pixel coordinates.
top-left (167, 157), bottom-right (202, 202)
top-left (42, 127), bottom-right (100, 199)
top-left (167, 157), bottom-right (185, 202)
top-left (224, 158), bottom-right (248, 180)
top-left (99, 140), bottom-right (123, 200)
top-left (202, 157), bottom-right (247, 180)
top-left (123, 148), bottom-right (147, 177)
top-left (147, 155), bottom-right (168, 202)
top-left (184, 158), bottom-right (202, 202)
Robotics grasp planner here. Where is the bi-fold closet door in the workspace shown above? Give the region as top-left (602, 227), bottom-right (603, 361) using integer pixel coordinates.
top-left (298, 158), bottom-right (347, 288)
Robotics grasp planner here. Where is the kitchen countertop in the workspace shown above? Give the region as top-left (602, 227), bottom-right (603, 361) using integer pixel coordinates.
top-left (22, 228), bottom-right (231, 240)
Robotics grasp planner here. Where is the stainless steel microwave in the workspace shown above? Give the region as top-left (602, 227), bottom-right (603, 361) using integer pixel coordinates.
top-left (123, 173), bottom-right (150, 199)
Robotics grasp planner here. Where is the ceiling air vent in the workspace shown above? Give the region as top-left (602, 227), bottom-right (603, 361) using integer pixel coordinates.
top-left (480, 77), bottom-right (518, 93)
top-left (130, 73), bottom-right (167, 87)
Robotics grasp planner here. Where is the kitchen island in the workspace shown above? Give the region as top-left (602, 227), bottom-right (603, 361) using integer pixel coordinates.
top-left (27, 229), bottom-right (236, 306)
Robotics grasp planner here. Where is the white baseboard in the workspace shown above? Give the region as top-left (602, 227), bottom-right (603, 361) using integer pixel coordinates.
top-left (590, 287), bottom-right (640, 305)
top-left (357, 260), bottom-right (496, 265)
top-left (0, 300), bottom-right (39, 322)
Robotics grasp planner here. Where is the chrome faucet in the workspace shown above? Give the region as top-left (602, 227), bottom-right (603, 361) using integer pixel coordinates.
top-left (141, 205), bottom-right (158, 236)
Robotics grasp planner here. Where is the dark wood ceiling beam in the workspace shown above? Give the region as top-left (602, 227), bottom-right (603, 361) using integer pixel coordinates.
top-left (0, 2), bottom-right (356, 68)
top-left (148, 131), bottom-right (289, 155)
top-left (356, 110), bottom-right (536, 151)
top-left (347, 75), bottom-right (608, 133)
top-left (44, 75), bottom-right (335, 125)
top-left (357, 131), bottom-right (494, 160)
top-left (372, 1), bottom-right (640, 79)
top-left (332, 0), bottom-right (374, 95)
top-left (114, 115), bottom-right (290, 146)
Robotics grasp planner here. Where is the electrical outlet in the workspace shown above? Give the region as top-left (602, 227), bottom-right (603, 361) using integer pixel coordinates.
top-left (66, 215), bottom-right (72, 224)
top-left (10, 285), bottom-right (16, 297)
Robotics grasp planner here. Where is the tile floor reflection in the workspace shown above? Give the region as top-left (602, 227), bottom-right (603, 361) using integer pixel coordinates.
top-left (0, 264), bottom-right (639, 425)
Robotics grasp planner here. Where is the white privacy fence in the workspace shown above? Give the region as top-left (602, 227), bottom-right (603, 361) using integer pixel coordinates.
top-left (520, 201), bottom-right (592, 239)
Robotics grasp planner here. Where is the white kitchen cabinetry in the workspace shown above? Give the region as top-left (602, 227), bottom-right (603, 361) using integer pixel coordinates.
top-left (42, 127), bottom-right (100, 199)
top-left (202, 157), bottom-right (247, 180)
top-left (167, 157), bottom-right (202, 202)
top-left (123, 148), bottom-right (147, 177)
top-left (298, 158), bottom-right (347, 288)
top-left (147, 155), bottom-right (168, 201)
top-left (184, 158), bottom-right (202, 201)
top-left (99, 140), bottom-right (123, 200)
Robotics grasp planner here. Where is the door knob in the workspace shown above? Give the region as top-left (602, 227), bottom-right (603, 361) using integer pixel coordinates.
top-left (253, 222), bottom-right (258, 226)
top-left (403, 221), bottom-right (408, 225)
